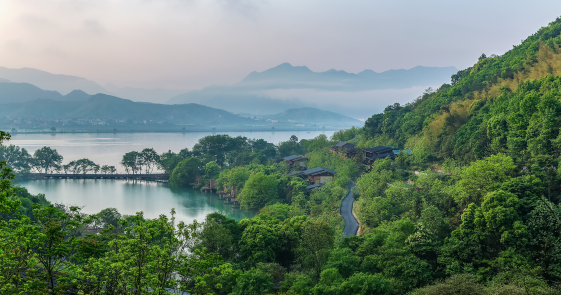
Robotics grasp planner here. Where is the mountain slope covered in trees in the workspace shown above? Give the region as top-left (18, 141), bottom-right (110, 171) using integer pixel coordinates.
top-left (344, 16), bottom-right (561, 293)
top-left (363, 17), bottom-right (561, 165)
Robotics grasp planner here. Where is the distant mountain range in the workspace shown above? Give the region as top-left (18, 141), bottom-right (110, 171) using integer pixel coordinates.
top-left (0, 94), bottom-right (252, 125)
top-left (105, 87), bottom-right (188, 104)
top-left (237, 63), bottom-right (457, 91)
top-left (167, 63), bottom-right (457, 116)
top-left (0, 82), bottom-right (91, 103)
top-left (0, 93), bottom-right (360, 126)
top-left (0, 63), bottom-right (458, 118)
top-left (103, 82), bottom-right (188, 103)
top-left (0, 67), bottom-right (106, 95)
top-left (0, 67), bottom-right (186, 103)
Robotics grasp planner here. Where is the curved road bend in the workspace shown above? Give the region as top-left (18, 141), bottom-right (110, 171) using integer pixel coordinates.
top-left (341, 183), bottom-right (359, 236)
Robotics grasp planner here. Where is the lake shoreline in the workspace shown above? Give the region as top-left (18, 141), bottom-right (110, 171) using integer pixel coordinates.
top-left (6, 130), bottom-right (335, 173)
top-left (1, 125), bottom-right (356, 135)
top-left (18, 178), bottom-right (256, 222)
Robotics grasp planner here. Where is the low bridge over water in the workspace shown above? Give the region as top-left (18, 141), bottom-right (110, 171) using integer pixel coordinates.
top-left (28, 173), bottom-right (169, 181)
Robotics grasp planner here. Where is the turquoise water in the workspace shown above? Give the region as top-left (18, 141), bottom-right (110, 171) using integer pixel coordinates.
top-left (18, 179), bottom-right (254, 223)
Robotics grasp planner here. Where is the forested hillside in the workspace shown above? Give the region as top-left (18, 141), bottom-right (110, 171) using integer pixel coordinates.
top-left (364, 17), bottom-right (561, 164)
top-left (4, 17), bottom-right (561, 295)
top-left (344, 16), bottom-right (561, 294)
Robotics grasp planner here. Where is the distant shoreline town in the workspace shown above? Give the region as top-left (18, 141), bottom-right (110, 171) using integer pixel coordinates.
top-left (1, 119), bottom-right (350, 135)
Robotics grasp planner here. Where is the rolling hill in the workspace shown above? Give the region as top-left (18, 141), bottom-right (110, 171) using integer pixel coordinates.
top-left (0, 94), bottom-right (258, 125)
top-left (0, 82), bottom-right (91, 104)
top-left (0, 67), bottom-right (107, 95)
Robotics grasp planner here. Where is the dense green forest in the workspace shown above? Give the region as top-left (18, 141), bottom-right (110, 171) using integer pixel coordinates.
top-left (4, 17), bottom-right (561, 295)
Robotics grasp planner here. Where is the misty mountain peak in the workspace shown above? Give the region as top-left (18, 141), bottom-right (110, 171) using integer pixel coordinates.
top-left (64, 89), bottom-right (91, 101)
top-left (0, 66), bottom-right (108, 95)
top-left (269, 62), bottom-right (312, 72)
top-left (241, 62), bottom-right (315, 84)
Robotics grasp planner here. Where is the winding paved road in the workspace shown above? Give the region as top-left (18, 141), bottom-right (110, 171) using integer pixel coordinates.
top-left (341, 183), bottom-right (359, 236)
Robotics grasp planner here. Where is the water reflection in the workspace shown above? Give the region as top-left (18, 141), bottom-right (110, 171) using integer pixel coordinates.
top-left (18, 179), bottom-right (255, 223)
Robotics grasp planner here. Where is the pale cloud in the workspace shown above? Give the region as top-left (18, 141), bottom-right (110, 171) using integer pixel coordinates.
top-left (0, 0), bottom-right (560, 91)
top-left (43, 46), bottom-right (66, 58)
top-left (18, 14), bottom-right (57, 29)
top-left (4, 39), bottom-right (26, 52)
top-left (216, 0), bottom-right (263, 16)
top-left (82, 19), bottom-right (107, 35)
top-left (55, 0), bottom-right (98, 13)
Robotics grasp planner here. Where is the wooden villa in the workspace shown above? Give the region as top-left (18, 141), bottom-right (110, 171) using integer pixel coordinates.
top-left (364, 146), bottom-right (396, 158)
top-left (301, 167), bottom-right (337, 183)
top-left (343, 147), bottom-right (360, 158)
top-left (282, 155), bottom-right (306, 169)
top-left (330, 142), bottom-right (356, 154)
top-left (362, 146), bottom-right (400, 168)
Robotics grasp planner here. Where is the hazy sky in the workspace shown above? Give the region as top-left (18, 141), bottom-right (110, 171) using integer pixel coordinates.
top-left (1, 0), bottom-right (561, 90)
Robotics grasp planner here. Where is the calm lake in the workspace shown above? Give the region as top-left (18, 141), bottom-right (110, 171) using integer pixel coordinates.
top-left (18, 178), bottom-right (255, 223)
top-left (12, 131), bottom-right (333, 222)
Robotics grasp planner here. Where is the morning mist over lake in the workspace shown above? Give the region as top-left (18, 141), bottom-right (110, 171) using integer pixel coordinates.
top-left (2, 1), bottom-right (561, 294)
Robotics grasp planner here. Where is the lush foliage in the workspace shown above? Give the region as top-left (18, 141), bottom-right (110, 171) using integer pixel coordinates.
top-left (5, 17), bottom-right (561, 294)
top-left (121, 148), bottom-right (161, 174)
top-left (169, 157), bottom-right (204, 186)
top-left (346, 17), bottom-right (561, 294)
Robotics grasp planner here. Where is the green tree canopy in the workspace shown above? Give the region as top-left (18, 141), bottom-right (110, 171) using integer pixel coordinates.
top-left (0, 145), bottom-right (33, 171)
top-left (238, 172), bottom-right (279, 209)
top-left (170, 157), bottom-right (204, 187)
top-left (120, 151), bottom-right (141, 174)
top-left (33, 146), bottom-right (63, 174)
top-left (204, 161), bottom-right (220, 180)
top-left (456, 153), bottom-right (516, 206)
top-left (140, 148), bottom-right (160, 174)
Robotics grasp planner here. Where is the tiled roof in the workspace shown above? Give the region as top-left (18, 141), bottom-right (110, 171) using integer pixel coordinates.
top-left (345, 147), bottom-right (359, 153)
top-left (283, 155), bottom-right (304, 161)
top-left (303, 167), bottom-right (337, 175)
top-left (365, 146), bottom-right (394, 153)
